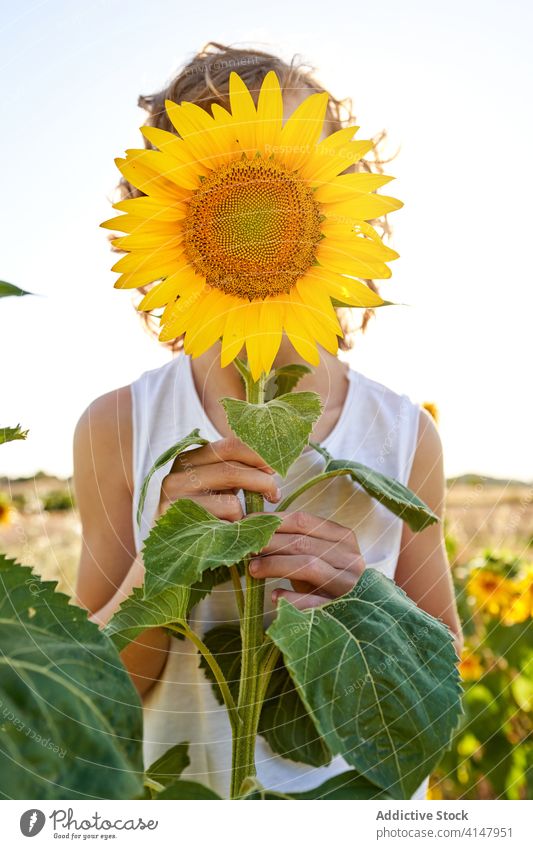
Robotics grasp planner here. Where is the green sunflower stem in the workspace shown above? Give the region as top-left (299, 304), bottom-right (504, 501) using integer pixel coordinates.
top-left (230, 370), bottom-right (268, 798)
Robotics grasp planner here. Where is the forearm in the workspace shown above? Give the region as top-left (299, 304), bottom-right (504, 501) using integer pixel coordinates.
top-left (88, 551), bottom-right (170, 697)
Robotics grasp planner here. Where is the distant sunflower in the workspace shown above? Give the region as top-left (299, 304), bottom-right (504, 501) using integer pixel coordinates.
top-left (458, 648), bottom-right (483, 681)
top-left (467, 569), bottom-right (513, 616)
top-left (102, 72), bottom-right (402, 378)
top-left (0, 493), bottom-right (12, 526)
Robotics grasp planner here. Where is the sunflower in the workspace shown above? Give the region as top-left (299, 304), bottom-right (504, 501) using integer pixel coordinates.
top-left (467, 569), bottom-right (513, 617)
top-left (458, 647), bottom-right (483, 681)
top-left (102, 72), bottom-right (402, 378)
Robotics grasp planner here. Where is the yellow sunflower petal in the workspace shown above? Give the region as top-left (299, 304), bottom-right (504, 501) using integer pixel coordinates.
top-left (126, 147), bottom-right (202, 193)
top-left (320, 194), bottom-right (404, 221)
top-left (111, 196), bottom-right (188, 222)
top-left (300, 132), bottom-right (373, 183)
top-left (295, 279), bottom-right (342, 334)
top-left (159, 286), bottom-right (208, 340)
top-left (220, 298), bottom-right (247, 368)
top-left (100, 213), bottom-right (186, 235)
top-left (290, 290), bottom-right (340, 354)
top-left (245, 300), bottom-right (264, 381)
top-left (111, 245), bottom-right (184, 275)
top-left (115, 153), bottom-right (190, 199)
top-left (140, 125), bottom-right (209, 177)
top-left (259, 297), bottom-right (284, 374)
top-left (256, 70), bottom-right (283, 153)
top-left (184, 289), bottom-right (227, 357)
top-left (320, 229), bottom-right (399, 262)
top-left (283, 301), bottom-right (320, 365)
top-left (304, 267), bottom-right (385, 307)
top-left (137, 266), bottom-right (201, 311)
top-left (279, 91), bottom-right (329, 171)
top-left (165, 101), bottom-right (229, 171)
top-left (316, 242), bottom-right (392, 279)
top-left (111, 231), bottom-right (183, 251)
top-left (314, 173), bottom-right (394, 203)
top-left (229, 72), bottom-right (257, 156)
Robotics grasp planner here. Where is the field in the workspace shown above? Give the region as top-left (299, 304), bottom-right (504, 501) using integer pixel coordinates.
top-left (1, 473), bottom-right (532, 800)
top-left (2, 474), bottom-right (532, 587)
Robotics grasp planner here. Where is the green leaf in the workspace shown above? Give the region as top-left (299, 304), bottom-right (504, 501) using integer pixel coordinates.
top-left (260, 656), bottom-right (331, 767)
top-left (308, 442), bottom-right (438, 532)
top-left (146, 742), bottom-right (190, 788)
top-left (106, 564), bottom-right (246, 651)
top-left (264, 364), bottom-right (312, 400)
top-left (0, 424), bottom-right (29, 445)
top-left (242, 771), bottom-right (393, 799)
top-left (200, 625), bottom-right (332, 768)
top-left (136, 428), bottom-right (209, 528)
top-left (0, 555), bottom-right (143, 800)
top-left (142, 498), bottom-right (280, 599)
top-left (0, 281), bottom-right (34, 298)
top-left (155, 779), bottom-right (221, 799)
top-left (267, 568), bottom-right (463, 799)
top-left (105, 585), bottom-right (189, 651)
top-left (221, 392), bottom-right (322, 476)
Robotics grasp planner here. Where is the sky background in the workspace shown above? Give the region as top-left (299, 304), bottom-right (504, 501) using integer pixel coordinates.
top-left (1, 0), bottom-right (532, 480)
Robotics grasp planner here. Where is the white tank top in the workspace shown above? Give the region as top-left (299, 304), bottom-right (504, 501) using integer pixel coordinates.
top-left (130, 353), bottom-right (428, 799)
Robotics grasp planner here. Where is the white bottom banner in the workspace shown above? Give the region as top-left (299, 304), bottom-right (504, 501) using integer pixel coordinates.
top-left (3, 799), bottom-right (531, 849)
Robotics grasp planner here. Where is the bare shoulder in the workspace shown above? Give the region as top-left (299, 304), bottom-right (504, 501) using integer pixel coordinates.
top-left (407, 407), bottom-right (445, 518)
top-left (73, 385), bottom-right (133, 494)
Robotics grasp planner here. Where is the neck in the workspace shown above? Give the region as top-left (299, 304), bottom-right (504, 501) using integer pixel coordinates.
top-left (190, 337), bottom-right (348, 401)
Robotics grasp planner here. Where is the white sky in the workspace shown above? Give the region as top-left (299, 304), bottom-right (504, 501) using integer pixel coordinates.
top-left (1, 0), bottom-right (532, 480)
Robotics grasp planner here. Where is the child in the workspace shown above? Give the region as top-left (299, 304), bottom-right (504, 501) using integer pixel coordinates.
top-left (74, 42), bottom-right (463, 800)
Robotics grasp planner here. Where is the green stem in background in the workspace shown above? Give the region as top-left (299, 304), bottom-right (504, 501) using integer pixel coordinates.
top-left (230, 369), bottom-right (269, 798)
top-left (167, 623), bottom-right (239, 734)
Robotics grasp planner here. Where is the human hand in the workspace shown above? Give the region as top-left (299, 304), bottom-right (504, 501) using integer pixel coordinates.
top-left (248, 510), bottom-right (365, 609)
top-left (155, 436), bottom-right (281, 523)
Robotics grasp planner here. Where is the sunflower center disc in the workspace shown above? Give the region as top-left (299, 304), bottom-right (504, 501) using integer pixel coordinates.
top-left (184, 156), bottom-right (322, 299)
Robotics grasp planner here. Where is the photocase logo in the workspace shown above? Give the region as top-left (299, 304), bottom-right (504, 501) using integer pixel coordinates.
top-left (20, 809), bottom-right (46, 837)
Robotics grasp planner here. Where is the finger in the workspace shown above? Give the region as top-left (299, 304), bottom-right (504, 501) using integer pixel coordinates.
top-left (250, 554), bottom-right (356, 596)
top-left (271, 511), bottom-right (360, 548)
top-left (260, 532), bottom-right (355, 570)
top-left (272, 588), bottom-right (331, 610)
top-left (172, 436), bottom-right (275, 474)
top-left (159, 492), bottom-right (244, 522)
top-left (174, 461), bottom-right (281, 503)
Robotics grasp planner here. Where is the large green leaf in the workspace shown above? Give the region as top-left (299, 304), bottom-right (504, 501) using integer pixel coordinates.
top-left (221, 392), bottom-right (322, 476)
top-left (310, 442), bottom-right (438, 532)
top-left (264, 364), bottom-right (312, 401)
top-left (142, 499), bottom-right (280, 599)
top-left (145, 742), bottom-right (190, 788)
top-left (0, 281), bottom-right (34, 298)
top-left (0, 555), bottom-right (143, 800)
top-left (241, 771), bottom-right (393, 799)
top-left (267, 568), bottom-right (463, 799)
top-left (199, 625), bottom-right (331, 767)
top-left (136, 428), bottom-right (209, 528)
top-left (0, 424), bottom-right (29, 445)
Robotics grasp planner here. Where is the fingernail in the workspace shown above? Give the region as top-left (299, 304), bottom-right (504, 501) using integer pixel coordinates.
top-left (249, 559), bottom-right (260, 574)
top-left (273, 487), bottom-right (282, 502)
top-left (272, 590), bottom-right (280, 603)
